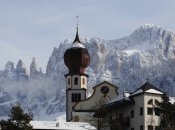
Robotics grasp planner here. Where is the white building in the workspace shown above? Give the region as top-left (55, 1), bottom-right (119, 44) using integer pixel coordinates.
top-left (93, 81), bottom-right (164, 130)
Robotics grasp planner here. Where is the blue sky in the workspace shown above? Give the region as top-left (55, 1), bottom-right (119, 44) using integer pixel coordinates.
top-left (0, 0), bottom-right (175, 73)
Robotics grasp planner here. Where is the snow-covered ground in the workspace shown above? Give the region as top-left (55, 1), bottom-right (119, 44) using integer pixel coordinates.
top-left (31, 112), bottom-right (96, 129)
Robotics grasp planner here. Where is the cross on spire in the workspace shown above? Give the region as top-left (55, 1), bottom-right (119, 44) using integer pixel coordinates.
top-left (76, 16), bottom-right (79, 26)
top-left (73, 16), bottom-right (81, 43)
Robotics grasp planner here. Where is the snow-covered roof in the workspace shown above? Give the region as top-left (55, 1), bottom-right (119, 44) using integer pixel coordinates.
top-left (108, 95), bottom-right (124, 104)
top-left (71, 42), bottom-right (85, 48)
top-left (131, 82), bottom-right (163, 96)
top-left (108, 93), bottom-right (132, 104)
top-left (145, 89), bottom-right (163, 94)
top-left (107, 82), bottom-right (163, 107)
top-left (131, 89), bottom-right (143, 96)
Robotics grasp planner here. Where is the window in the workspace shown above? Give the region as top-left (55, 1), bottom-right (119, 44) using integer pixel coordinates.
top-left (148, 125), bottom-right (153, 130)
top-left (119, 113), bottom-right (123, 123)
top-left (75, 93), bottom-right (78, 101)
top-left (147, 108), bottom-right (153, 115)
top-left (131, 128), bottom-right (134, 130)
top-left (74, 77), bottom-right (78, 85)
top-left (82, 78), bottom-right (85, 85)
top-left (72, 93), bottom-right (75, 102)
top-left (148, 99), bottom-right (153, 105)
top-left (109, 117), bottom-right (112, 124)
top-left (155, 99), bottom-right (159, 106)
top-left (72, 93), bottom-right (81, 102)
top-left (78, 93), bottom-right (81, 101)
top-left (140, 107), bottom-right (143, 116)
top-left (155, 126), bottom-right (160, 130)
top-left (155, 108), bottom-right (160, 116)
top-left (131, 110), bottom-right (134, 118)
top-left (140, 125), bottom-right (143, 130)
top-left (68, 78), bottom-right (70, 85)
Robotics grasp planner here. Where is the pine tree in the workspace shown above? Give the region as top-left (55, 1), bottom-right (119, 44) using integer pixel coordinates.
top-left (0, 105), bottom-right (33, 130)
top-left (159, 94), bottom-right (175, 130)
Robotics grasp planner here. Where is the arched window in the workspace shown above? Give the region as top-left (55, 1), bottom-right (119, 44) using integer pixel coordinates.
top-left (148, 99), bottom-right (153, 105)
top-left (155, 99), bottom-right (159, 106)
top-left (82, 78), bottom-right (85, 85)
top-left (100, 96), bottom-right (110, 106)
top-left (68, 78), bottom-right (70, 85)
top-left (74, 77), bottom-right (78, 85)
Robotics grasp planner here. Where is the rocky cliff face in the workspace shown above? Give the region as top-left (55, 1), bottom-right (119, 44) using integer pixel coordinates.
top-left (47, 24), bottom-right (175, 95)
top-left (0, 24), bottom-right (175, 117)
top-left (30, 57), bottom-right (44, 79)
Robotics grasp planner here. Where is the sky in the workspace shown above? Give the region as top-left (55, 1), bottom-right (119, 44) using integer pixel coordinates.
top-left (1, 1), bottom-right (175, 73)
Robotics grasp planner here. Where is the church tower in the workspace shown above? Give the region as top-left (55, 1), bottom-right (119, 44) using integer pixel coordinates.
top-left (64, 17), bottom-right (90, 121)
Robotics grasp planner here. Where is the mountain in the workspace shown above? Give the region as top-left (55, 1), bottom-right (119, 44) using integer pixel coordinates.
top-left (1, 24), bottom-right (175, 117)
top-left (47, 24), bottom-right (175, 95)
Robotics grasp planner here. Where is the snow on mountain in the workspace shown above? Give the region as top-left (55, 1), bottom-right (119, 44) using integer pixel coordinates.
top-left (16, 59), bottom-right (29, 81)
top-left (1, 24), bottom-right (175, 118)
top-left (30, 57), bottom-right (44, 78)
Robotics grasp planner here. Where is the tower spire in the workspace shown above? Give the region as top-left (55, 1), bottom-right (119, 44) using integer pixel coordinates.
top-left (73, 16), bottom-right (81, 43)
top-left (76, 16), bottom-right (79, 26)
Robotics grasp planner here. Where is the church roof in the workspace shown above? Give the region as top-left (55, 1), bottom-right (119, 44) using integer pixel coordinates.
top-left (70, 27), bottom-right (85, 48)
top-left (131, 82), bottom-right (164, 96)
top-left (93, 95), bottom-right (134, 118)
top-left (73, 27), bottom-right (81, 43)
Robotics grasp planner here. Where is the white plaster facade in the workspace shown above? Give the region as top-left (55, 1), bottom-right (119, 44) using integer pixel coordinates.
top-left (66, 74), bottom-right (88, 121)
top-left (109, 93), bottom-right (162, 130)
top-left (98, 82), bottom-right (163, 130)
top-left (71, 81), bottom-right (119, 122)
top-left (66, 75), bottom-right (88, 89)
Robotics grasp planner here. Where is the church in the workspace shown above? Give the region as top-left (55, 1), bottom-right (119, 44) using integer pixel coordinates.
top-left (63, 24), bottom-right (119, 122)
top-left (63, 23), bottom-right (172, 130)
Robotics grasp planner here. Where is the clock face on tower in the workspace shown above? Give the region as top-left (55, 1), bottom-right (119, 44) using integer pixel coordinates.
top-left (101, 86), bottom-right (109, 94)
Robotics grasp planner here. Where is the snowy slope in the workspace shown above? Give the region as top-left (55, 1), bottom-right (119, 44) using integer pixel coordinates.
top-left (1, 24), bottom-right (175, 118)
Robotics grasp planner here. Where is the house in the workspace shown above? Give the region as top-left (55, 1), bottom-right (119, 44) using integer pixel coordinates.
top-left (93, 81), bottom-right (164, 130)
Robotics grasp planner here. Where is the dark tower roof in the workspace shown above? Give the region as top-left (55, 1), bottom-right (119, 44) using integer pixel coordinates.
top-left (130, 82), bottom-right (164, 96)
top-left (64, 26), bottom-right (90, 75)
top-left (134, 82), bottom-right (163, 93)
top-left (73, 27), bottom-right (81, 43)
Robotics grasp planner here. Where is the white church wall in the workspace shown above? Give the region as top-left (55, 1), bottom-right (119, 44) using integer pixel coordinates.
top-left (72, 112), bottom-right (94, 122)
top-left (73, 82), bottom-right (118, 110)
top-left (66, 89), bottom-right (86, 121)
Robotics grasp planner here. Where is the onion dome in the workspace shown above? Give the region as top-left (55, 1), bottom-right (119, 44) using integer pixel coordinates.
top-left (64, 27), bottom-right (90, 75)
